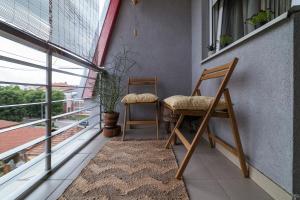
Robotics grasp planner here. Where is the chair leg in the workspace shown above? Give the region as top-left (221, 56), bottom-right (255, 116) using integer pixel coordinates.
top-left (122, 105), bottom-right (128, 141)
top-left (165, 114), bottom-right (184, 149)
top-left (206, 125), bottom-right (215, 148)
top-left (128, 105), bottom-right (132, 129)
top-left (176, 120), bottom-right (208, 179)
top-left (155, 101), bottom-right (159, 140)
top-left (224, 90), bottom-right (249, 177)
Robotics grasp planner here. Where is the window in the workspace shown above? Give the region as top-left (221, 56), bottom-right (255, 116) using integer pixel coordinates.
top-left (209, 0), bottom-right (291, 53)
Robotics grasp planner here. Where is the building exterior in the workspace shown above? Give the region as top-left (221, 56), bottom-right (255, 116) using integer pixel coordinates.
top-left (1, 0), bottom-right (300, 199)
top-left (101, 0), bottom-right (300, 198)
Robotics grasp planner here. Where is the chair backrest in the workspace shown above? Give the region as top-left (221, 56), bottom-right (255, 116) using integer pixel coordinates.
top-left (192, 58), bottom-right (238, 97)
top-left (127, 77), bottom-right (158, 95)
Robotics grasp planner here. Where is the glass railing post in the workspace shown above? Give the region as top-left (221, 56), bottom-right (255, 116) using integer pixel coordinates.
top-left (45, 50), bottom-right (52, 171)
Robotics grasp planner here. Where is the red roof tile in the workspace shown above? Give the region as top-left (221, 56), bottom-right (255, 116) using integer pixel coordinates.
top-left (0, 126), bottom-right (45, 153)
top-left (26, 127), bottom-right (83, 156)
top-left (0, 120), bottom-right (20, 129)
top-left (0, 120), bottom-right (83, 156)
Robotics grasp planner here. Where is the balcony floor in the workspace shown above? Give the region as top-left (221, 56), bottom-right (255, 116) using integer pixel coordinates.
top-left (25, 128), bottom-right (272, 200)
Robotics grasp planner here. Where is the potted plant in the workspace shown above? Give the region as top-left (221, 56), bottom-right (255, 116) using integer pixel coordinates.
top-left (246, 9), bottom-right (273, 29)
top-left (96, 48), bottom-right (136, 137)
top-left (207, 44), bottom-right (216, 56)
top-left (220, 35), bottom-right (233, 48)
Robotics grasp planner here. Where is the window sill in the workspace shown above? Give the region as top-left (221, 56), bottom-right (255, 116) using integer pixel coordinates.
top-left (201, 12), bottom-right (289, 64)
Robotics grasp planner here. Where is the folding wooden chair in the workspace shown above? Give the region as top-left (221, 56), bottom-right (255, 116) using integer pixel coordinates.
top-left (164, 58), bottom-right (249, 179)
top-left (122, 77), bottom-right (159, 141)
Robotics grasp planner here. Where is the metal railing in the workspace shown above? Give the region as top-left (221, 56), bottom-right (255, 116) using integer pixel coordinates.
top-left (0, 49), bottom-right (103, 199)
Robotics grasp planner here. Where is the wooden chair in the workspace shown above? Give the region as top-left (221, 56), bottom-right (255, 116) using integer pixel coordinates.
top-left (164, 58), bottom-right (249, 179)
top-left (122, 77), bottom-right (159, 141)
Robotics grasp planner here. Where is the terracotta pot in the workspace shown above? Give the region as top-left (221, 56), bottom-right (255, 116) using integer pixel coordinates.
top-left (103, 125), bottom-right (121, 137)
top-left (103, 112), bottom-right (119, 128)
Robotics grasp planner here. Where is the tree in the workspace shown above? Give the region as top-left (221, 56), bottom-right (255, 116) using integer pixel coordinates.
top-left (0, 86), bottom-right (65, 122)
top-left (24, 89), bottom-right (45, 118)
top-left (0, 86), bottom-right (26, 122)
top-left (50, 90), bottom-right (65, 116)
top-left (25, 89), bottom-right (65, 118)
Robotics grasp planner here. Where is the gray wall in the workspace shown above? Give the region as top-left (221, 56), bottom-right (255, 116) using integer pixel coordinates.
top-left (104, 0), bottom-right (297, 194)
top-left (105, 0), bottom-right (191, 119)
top-left (192, 0), bottom-right (294, 193)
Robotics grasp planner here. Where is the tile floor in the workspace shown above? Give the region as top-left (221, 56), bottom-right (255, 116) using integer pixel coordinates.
top-left (24, 128), bottom-right (272, 200)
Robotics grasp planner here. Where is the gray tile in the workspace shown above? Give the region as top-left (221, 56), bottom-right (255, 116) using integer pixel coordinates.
top-left (200, 154), bottom-right (245, 180)
top-left (25, 180), bottom-right (63, 200)
top-left (185, 179), bottom-right (230, 200)
top-left (218, 179), bottom-right (273, 200)
top-left (0, 180), bottom-right (28, 199)
top-left (48, 153), bottom-right (89, 180)
top-left (172, 141), bottom-right (220, 156)
top-left (79, 134), bottom-right (109, 155)
top-left (175, 152), bottom-right (215, 180)
top-left (46, 180), bottom-right (73, 200)
top-left (122, 127), bottom-right (168, 140)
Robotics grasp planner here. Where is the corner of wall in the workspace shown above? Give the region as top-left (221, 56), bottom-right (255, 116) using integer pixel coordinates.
top-left (293, 11), bottom-right (300, 195)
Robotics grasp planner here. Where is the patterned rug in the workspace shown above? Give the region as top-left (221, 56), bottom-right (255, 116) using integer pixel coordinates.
top-left (59, 139), bottom-right (189, 200)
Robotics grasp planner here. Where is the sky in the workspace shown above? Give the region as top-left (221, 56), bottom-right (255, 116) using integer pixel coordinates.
top-left (0, 34), bottom-right (86, 87)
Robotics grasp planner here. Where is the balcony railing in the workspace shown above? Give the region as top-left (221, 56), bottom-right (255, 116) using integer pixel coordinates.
top-left (0, 40), bottom-right (103, 199)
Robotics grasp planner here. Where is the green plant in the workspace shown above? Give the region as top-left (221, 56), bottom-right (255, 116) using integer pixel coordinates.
top-left (220, 35), bottom-right (233, 48)
top-left (96, 48), bottom-right (136, 113)
top-left (246, 9), bottom-right (273, 27)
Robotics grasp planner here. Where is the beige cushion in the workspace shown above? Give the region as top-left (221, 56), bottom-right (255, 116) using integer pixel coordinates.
top-left (164, 95), bottom-right (227, 111)
top-left (121, 93), bottom-right (158, 104)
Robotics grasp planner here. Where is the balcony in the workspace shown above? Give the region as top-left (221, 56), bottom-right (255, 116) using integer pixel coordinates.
top-left (0, 0), bottom-right (300, 200)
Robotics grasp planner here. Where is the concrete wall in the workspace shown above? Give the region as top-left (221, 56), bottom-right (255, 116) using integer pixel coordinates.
top-left (103, 0), bottom-right (297, 194)
top-left (105, 0), bottom-right (191, 119)
top-left (192, 0), bottom-right (294, 193)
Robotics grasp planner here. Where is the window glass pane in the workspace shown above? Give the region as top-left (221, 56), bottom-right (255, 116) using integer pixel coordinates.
top-left (212, 2), bottom-right (220, 47)
top-left (221, 0), bottom-right (244, 43)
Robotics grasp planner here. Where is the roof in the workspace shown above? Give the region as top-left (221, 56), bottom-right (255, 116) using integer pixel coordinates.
top-left (0, 120), bottom-right (83, 155)
top-left (0, 120), bottom-right (19, 129)
top-left (38, 82), bottom-right (76, 92)
top-left (26, 127), bottom-right (83, 156)
top-left (0, 126), bottom-right (45, 153)
top-left (52, 82), bottom-right (76, 92)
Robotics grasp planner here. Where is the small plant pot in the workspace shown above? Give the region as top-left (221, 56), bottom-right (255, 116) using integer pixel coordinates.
top-left (103, 125), bottom-right (121, 137)
top-left (103, 112), bottom-right (119, 128)
top-left (208, 50), bottom-right (215, 56)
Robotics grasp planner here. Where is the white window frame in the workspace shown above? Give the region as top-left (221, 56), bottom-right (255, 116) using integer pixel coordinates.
top-left (209, 0), bottom-right (224, 51)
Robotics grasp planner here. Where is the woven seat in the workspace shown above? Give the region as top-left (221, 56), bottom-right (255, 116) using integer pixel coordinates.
top-left (121, 93), bottom-right (158, 104)
top-left (165, 58), bottom-right (249, 180)
top-left (164, 95), bottom-right (227, 111)
top-left (122, 77), bottom-right (159, 141)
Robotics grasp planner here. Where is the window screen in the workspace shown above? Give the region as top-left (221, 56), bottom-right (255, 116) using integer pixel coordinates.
top-left (0, 0), bottom-right (111, 62)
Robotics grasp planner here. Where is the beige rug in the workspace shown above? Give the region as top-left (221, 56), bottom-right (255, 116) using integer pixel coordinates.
top-left (59, 139), bottom-right (189, 200)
